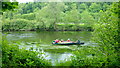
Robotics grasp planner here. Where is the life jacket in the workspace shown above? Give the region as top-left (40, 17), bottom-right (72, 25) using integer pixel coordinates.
top-left (55, 40), bottom-right (60, 43)
top-left (67, 40), bottom-right (70, 42)
top-left (61, 40), bottom-right (64, 42)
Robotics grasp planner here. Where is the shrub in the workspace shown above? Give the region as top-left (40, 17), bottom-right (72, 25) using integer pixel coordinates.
top-left (2, 37), bottom-right (51, 67)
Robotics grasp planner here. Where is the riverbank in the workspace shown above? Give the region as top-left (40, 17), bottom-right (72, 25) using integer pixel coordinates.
top-left (2, 27), bottom-right (93, 31)
top-left (2, 19), bottom-right (93, 31)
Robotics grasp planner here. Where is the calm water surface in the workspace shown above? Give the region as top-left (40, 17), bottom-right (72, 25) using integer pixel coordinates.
top-left (3, 31), bottom-right (95, 65)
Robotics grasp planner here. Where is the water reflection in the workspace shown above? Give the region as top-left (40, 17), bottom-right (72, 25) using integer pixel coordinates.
top-left (4, 31), bottom-right (92, 44)
top-left (18, 43), bottom-right (74, 65)
top-left (44, 52), bottom-right (73, 65)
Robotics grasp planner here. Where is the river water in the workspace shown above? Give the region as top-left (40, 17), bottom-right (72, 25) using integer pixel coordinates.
top-left (3, 31), bottom-right (95, 65)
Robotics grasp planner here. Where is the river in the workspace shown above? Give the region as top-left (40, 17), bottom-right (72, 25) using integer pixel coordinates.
top-left (3, 31), bottom-right (95, 65)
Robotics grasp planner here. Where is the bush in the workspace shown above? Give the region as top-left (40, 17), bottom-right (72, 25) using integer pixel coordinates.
top-left (2, 19), bottom-right (37, 31)
top-left (71, 46), bottom-right (120, 67)
top-left (2, 37), bottom-right (51, 67)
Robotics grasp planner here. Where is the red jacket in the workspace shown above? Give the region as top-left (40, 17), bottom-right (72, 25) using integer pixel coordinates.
top-left (67, 40), bottom-right (70, 42)
top-left (55, 40), bottom-right (60, 43)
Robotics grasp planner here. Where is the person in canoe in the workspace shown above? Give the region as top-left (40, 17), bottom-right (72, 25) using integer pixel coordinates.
top-left (52, 39), bottom-right (84, 45)
top-left (61, 39), bottom-right (64, 42)
top-left (53, 39), bottom-right (60, 44)
top-left (67, 39), bottom-right (74, 43)
top-left (67, 39), bottom-right (70, 42)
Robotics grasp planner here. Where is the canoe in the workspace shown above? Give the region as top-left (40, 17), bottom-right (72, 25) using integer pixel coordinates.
top-left (52, 41), bottom-right (84, 45)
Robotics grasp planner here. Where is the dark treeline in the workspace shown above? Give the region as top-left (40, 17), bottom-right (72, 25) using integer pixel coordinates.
top-left (2, 2), bottom-right (112, 31)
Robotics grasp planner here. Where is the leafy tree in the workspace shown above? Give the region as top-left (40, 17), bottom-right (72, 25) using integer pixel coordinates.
top-left (92, 2), bottom-right (120, 67)
top-left (14, 13), bottom-right (35, 20)
top-left (102, 3), bottom-right (110, 11)
top-left (64, 2), bottom-right (74, 12)
top-left (78, 3), bottom-right (88, 13)
top-left (64, 3), bottom-right (80, 23)
top-left (89, 3), bottom-right (102, 13)
top-left (2, 2), bottom-right (18, 11)
top-left (17, 2), bottom-right (46, 14)
top-left (35, 2), bottom-right (66, 30)
top-left (35, 9), bottom-right (47, 30)
top-left (80, 10), bottom-right (94, 27)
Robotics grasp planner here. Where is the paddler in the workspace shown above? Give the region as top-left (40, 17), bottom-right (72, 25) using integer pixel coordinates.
top-left (61, 39), bottom-right (64, 42)
top-left (54, 39), bottom-right (60, 43)
top-left (67, 39), bottom-right (70, 42)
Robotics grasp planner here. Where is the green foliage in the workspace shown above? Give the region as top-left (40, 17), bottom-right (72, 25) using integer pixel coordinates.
top-left (2, 37), bottom-right (51, 67)
top-left (2, 2), bottom-right (106, 31)
top-left (0, 32), bottom-right (1, 67)
top-left (72, 46), bottom-right (119, 67)
top-left (17, 2), bottom-right (46, 14)
top-left (93, 3), bottom-right (119, 49)
top-left (80, 10), bottom-right (95, 27)
top-left (55, 2), bottom-right (120, 67)
top-left (2, 19), bottom-right (37, 31)
top-left (55, 60), bottom-right (72, 66)
top-left (64, 3), bottom-right (80, 23)
top-left (89, 3), bottom-right (103, 13)
top-left (14, 13), bottom-right (35, 20)
top-left (78, 3), bottom-right (88, 13)
top-left (1, 2), bottom-right (120, 67)
top-left (2, 11), bottom-right (14, 19)
top-left (2, 2), bottom-right (18, 11)
top-left (92, 2), bottom-right (120, 67)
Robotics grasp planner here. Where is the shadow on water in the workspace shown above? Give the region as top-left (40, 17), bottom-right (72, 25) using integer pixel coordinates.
top-left (3, 31), bottom-right (96, 65)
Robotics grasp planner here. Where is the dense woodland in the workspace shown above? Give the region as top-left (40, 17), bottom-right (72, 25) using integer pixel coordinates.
top-left (2, 2), bottom-right (113, 31)
top-left (1, 1), bottom-right (120, 67)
